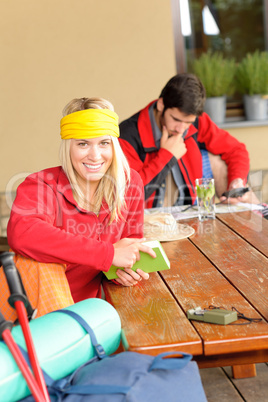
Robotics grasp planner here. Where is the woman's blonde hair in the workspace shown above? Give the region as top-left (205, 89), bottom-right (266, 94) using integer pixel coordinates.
top-left (59, 97), bottom-right (130, 223)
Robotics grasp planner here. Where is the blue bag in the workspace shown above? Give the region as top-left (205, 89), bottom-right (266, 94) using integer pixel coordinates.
top-left (21, 309), bottom-right (207, 402)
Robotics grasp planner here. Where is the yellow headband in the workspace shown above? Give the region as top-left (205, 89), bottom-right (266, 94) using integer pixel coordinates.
top-left (60, 109), bottom-right (119, 140)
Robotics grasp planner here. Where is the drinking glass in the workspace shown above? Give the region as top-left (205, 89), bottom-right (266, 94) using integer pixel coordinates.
top-left (195, 178), bottom-right (216, 221)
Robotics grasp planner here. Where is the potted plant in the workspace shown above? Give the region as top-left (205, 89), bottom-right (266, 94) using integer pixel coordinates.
top-left (235, 50), bottom-right (268, 121)
top-left (191, 51), bottom-right (236, 124)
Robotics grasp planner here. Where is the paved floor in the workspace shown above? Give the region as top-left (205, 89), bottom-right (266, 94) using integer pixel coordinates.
top-left (200, 363), bottom-right (268, 401)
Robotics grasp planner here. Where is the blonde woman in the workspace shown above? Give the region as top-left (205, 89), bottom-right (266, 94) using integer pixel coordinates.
top-left (7, 97), bottom-right (155, 304)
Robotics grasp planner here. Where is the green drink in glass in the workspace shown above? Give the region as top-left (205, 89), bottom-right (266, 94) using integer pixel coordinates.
top-left (195, 178), bottom-right (216, 221)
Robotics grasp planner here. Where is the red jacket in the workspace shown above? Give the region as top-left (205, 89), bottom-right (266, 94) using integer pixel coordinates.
top-left (7, 166), bottom-right (144, 302)
top-left (119, 101), bottom-right (250, 208)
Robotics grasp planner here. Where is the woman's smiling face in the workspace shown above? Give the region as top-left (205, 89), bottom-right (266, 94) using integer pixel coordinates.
top-left (70, 135), bottom-right (113, 185)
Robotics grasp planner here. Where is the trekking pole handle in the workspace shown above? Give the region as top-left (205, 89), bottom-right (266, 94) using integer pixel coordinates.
top-left (0, 251), bottom-right (28, 308)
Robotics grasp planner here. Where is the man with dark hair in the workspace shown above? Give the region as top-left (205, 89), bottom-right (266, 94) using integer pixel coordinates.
top-left (119, 73), bottom-right (257, 208)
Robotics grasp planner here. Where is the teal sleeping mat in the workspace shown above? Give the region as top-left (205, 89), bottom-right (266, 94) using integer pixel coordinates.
top-left (0, 298), bottom-right (121, 402)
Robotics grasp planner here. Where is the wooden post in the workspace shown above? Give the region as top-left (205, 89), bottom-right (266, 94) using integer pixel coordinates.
top-left (232, 364), bottom-right (257, 379)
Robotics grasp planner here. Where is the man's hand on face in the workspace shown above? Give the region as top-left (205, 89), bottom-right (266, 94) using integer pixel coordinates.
top-left (160, 125), bottom-right (187, 160)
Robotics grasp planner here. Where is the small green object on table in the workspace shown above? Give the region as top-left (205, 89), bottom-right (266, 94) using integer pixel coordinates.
top-left (103, 240), bottom-right (170, 280)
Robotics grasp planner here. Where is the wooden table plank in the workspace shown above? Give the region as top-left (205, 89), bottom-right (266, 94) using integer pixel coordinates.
top-left (161, 239), bottom-right (268, 357)
top-left (217, 211), bottom-right (268, 257)
top-left (185, 217), bottom-right (268, 322)
top-left (103, 270), bottom-right (202, 356)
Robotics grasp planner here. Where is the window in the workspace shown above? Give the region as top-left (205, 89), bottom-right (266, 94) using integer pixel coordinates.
top-left (172, 0), bottom-right (268, 72)
top-left (171, 0), bottom-right (268, 116)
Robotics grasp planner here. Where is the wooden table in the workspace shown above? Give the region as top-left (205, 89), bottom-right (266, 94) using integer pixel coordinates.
top-left (103, 211), bottom-right (268, 379)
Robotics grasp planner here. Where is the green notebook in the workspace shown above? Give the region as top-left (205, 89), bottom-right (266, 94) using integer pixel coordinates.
top-left (104, 240), bottom-right (170, 280)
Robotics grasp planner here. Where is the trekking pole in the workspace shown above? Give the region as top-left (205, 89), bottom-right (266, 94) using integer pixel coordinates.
top-left (0, 311), bottom-right (46, 402)
top-left (0, 252), bottom-right (50, 402)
